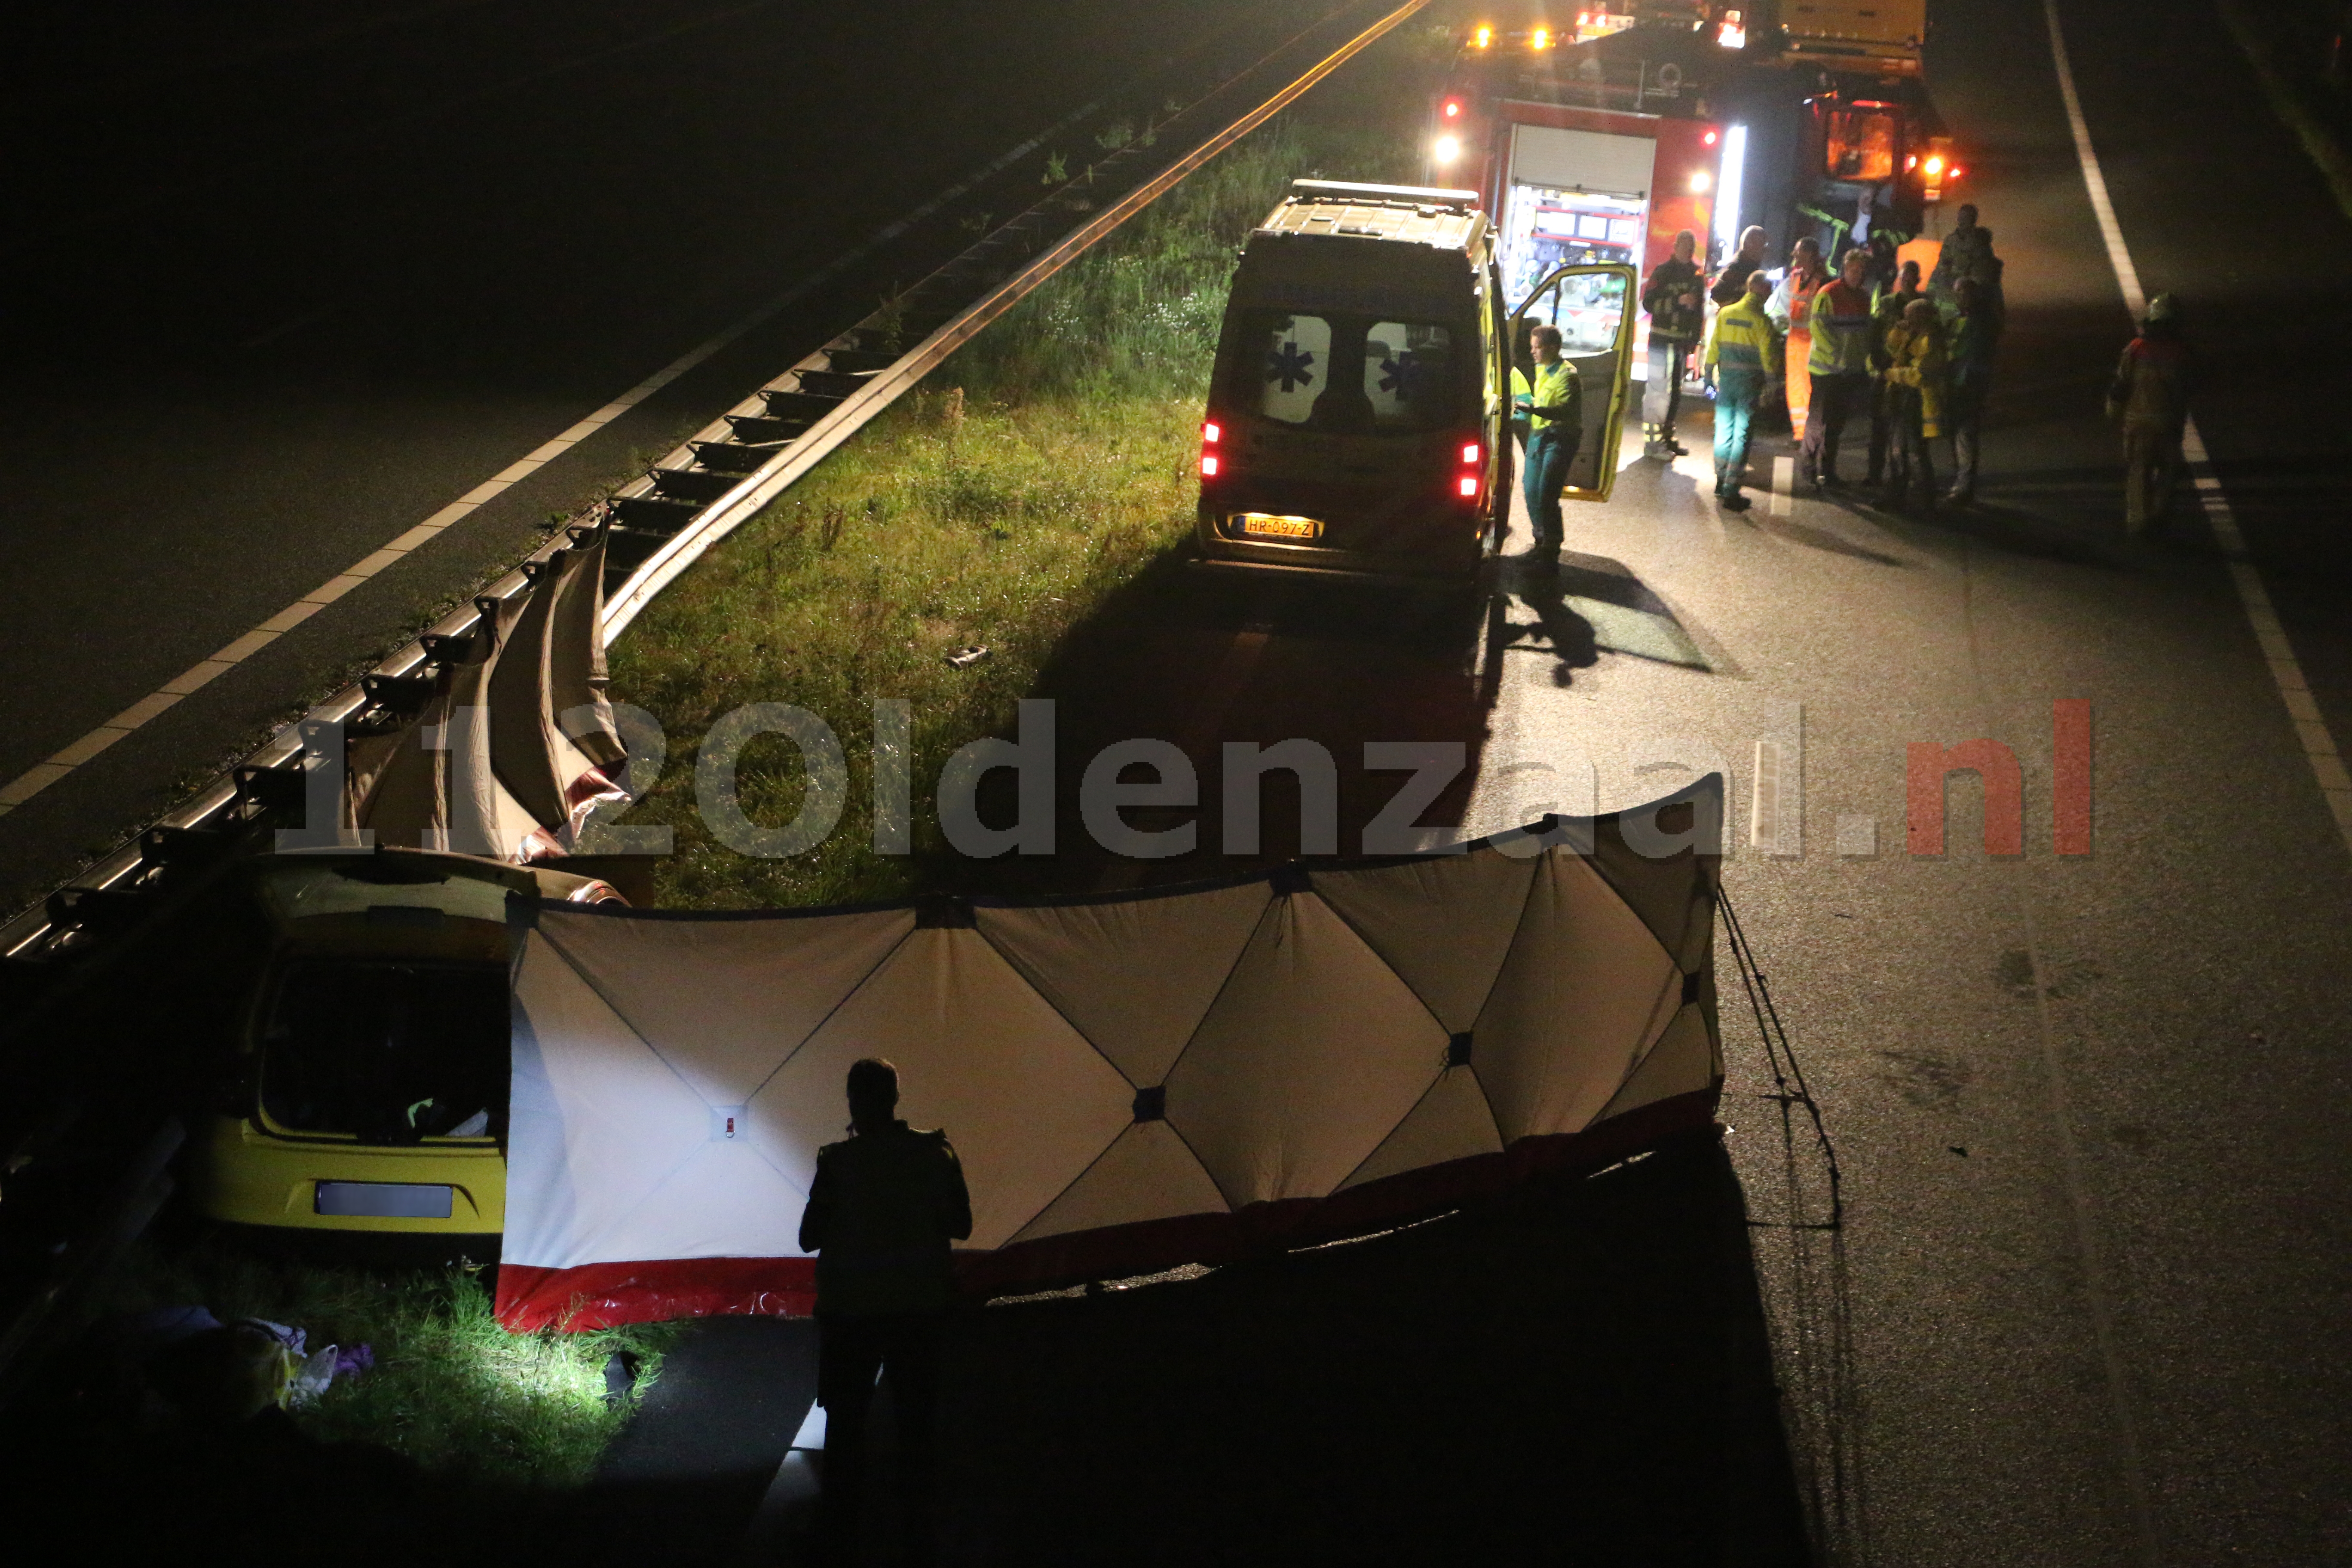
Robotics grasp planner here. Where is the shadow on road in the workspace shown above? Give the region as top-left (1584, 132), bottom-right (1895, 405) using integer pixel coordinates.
top-left (932, 1131), bottom-right (1811, 1566)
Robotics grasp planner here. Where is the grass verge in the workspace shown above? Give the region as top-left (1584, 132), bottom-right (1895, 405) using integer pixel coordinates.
top-left (609, 28), bottom-right (1443, 909)
top-left (106, 1238), bottom-right (680, 1487)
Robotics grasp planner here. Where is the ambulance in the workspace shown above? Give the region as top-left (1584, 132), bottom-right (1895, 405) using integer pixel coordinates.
top-left (1194, 179), bottom-right (1638, 582)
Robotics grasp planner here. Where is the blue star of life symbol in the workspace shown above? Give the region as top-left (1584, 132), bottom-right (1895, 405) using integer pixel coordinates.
top-left (1376, 350), bottom-right (1418, 399)
top-left (1265, 340), bottom-right (1316, 392)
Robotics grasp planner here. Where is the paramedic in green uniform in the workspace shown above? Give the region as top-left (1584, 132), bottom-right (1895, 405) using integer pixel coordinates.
top-left (1513, 322), bottom-right (1582, 573)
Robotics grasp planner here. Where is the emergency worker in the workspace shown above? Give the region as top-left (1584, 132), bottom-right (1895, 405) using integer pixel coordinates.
top-left (1945, 278), bottom-right (1996, 504)
top-left (1965, 230), bottom-right (2006, 347)
top-left (1880, 297), bottom-right (1949, 512)
top-left (1711, 225), bottom-right (1770, 305)
top-left (800, 1057), bottom-right (973, 1562)
top-left (1864, 231), bottom-right (1900, 303)
top-left (1704, 271), bottom-right (1781, 511)
top-left (1929, 205), bottom-right (1991, 307)
top-left (1768, 237), bottom-right (1831, 438)
top-left (2106, 293), bottom-right (2192, 534)
top-left (1641, 228), bottom-right (1705, 458)
top-left (1867, 260), bottom-right (1926, 486)
top-left (1801, 247), bottom-right (1877, 490)
top-left (1513, 324), bottom-right (1582, 570)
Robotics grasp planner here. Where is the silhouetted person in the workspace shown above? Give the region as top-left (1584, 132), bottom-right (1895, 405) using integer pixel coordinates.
top-left (2107, 293), bottom-right (2192, 534)
top-left (1929, 203), bottom-right (1991, 306)
top-left (1945, 278), bottom-right (1997, 504)
top-left (800, 1057), bottom-right (972, 1564)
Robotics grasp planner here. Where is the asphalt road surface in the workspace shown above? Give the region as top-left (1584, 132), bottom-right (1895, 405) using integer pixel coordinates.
top-left (0, 0), bottom-right (1296, 918)
top-left (1006, 0), bottom-right (2352, 1559)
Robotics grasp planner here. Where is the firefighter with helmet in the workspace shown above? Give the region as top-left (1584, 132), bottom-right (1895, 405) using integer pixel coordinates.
top-left (2107, 293), bottom-right (2193, 534)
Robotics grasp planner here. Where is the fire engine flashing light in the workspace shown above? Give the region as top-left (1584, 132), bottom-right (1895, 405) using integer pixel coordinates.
top-left (1924, 155), bottom-right (1945, 176)
top-left (1443, 98), bottom-right (1463, 119)
top-left (1689, 171), bottom-right (1712, 193)
top-left (1530, 25), bottom-right (1552, 49)
top-left (1433, 133), bottom-right (1463, 165)
top-left (1703, 129), bottom-right (1719, 146)
top-left (1949, 165), bottom-right (1965, 180)
top-left (1474, 24), bottom-right (1493, 48)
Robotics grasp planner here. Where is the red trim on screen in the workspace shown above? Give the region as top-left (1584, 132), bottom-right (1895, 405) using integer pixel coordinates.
top-left (495, 1256), bottom-right (816, 1332)
top-left (495, 1089), bottom-right (1718, 1331)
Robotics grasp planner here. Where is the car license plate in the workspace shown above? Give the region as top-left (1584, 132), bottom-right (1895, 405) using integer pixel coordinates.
top-left (1237, 513), bottom-right (1321, 540)
top-left (315, 1181), bottom-right (453, 1219)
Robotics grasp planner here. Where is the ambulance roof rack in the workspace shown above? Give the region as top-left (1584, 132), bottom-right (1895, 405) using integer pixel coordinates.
top-left (1289, 179), bottom-right (1481, 211)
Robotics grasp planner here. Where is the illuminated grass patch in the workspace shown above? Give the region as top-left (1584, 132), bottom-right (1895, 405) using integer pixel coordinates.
top-left (112, 1242), bottom-right (680, 1486)
top-left (610, 41), bottom-right (1432, 911)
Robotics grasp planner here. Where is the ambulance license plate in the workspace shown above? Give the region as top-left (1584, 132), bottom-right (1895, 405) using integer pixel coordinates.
top-left (1237, 513), bottom-right (1321, 540)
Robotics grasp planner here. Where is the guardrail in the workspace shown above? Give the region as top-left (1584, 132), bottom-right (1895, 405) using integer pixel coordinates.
top-left (0, 0), bottom-right (1424, 973)
top-left (0, 0), bottom-right (1430, 1415)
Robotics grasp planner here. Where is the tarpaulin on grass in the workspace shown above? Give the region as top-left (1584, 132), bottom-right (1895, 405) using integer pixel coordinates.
top-left (494, 782), bottom-right (1723, 1331)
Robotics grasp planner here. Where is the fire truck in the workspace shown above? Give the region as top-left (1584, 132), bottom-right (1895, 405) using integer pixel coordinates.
top-left (1431, 0), bottom-right (1954, 304)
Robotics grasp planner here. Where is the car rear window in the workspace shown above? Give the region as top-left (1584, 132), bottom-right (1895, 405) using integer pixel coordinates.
top-left (1363, 321), bottom-right (1456, 431)
top-left (260, 960), bottom-right (507, 1142)
top-left (1238, 309), bottom-right (1461, 432)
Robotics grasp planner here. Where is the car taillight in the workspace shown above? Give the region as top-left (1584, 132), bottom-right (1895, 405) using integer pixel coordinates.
top-left (1458, 475), bottom-right (1479, 497)
top-left (1200, 454), bottom-right (1220, 477)
top-left (1203, 420), bottom-right (1221, 444)
top-left (1460, 442), bottom-right (1481, 466)
top-left (1200, 419), bottom-right (1222, 478)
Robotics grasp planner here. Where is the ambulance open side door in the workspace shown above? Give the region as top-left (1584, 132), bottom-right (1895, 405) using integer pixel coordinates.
top-left (1508, 260), bottom-right (1640, 503)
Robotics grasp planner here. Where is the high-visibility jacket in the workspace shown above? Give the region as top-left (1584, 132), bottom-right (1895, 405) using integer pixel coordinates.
top-left (1512, 358), bottom-right (1583, 434)
top-left (799, 1120), bottom-right (973, 1316)
top-left (1806, 280), bottom-right (1876, 376)
top-left (1881, 320), bottom-right (1949, 438)
top-left (1705, 295), bottom-right (1782, 383)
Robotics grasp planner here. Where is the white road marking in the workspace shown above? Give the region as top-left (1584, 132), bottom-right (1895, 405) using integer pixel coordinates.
top-left (2045, 0), bottom-right (2350, 858)
top-left (1832, 814), bottom-right (1875, 857)
top-left (1749, 739), bottom-right (1783, 851)
top-left (2044, 7), bottom-right (2267, 1564)
top-left (0, 102), bottom-right (1103, 821)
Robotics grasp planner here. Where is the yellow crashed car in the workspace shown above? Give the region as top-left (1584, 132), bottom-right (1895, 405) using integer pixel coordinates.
top-left (189, 850), bottom-right (619, 1251)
